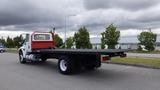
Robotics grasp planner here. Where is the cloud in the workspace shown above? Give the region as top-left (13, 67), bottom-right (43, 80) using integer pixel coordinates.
top-left (0, 0), bottom-right (52, 25)
top-left (0, 0), bottom-right (160, 43)
top-left (83, 0), bottom-right (160, 11)
top-left (0, 0), bottom-right (83, 27)
top-left (0, 0), bottom-right (160, 31)
top-left (73, 2), bottom-right (160, 30)
top-left (0, 30), bottom-right (28, 39)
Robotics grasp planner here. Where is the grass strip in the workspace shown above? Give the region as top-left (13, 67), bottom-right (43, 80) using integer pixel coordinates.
top-left (129, 50), bottom-right (160, 54)
top-left (110, 57), bottom-right (160, 69)
top-left (6, 48), bottom-right (18, 53)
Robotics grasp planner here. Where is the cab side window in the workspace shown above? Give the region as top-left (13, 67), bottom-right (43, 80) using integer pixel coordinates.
top-left (22, 34), bottom-right (29, 46)
top-left (26, 34), bottom-right (29, 42)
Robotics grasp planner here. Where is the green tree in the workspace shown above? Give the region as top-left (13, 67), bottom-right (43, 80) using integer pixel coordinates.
top-left (13, 35), bottom-right (23, 48)
top-left (0, 37), bottom-right (6, 46)
top-left (101, 24), bottom-right (120, 49)
top-left (74, 26), bottom-right (92, 49)
top-left (138, 31), bottom-right (157, 51)
top-left (66, 37), bottom-right (74, 48)
top-left (54, 34), bottom-right (63, 48)
top-left (6, 36), bottom-right (14, 48)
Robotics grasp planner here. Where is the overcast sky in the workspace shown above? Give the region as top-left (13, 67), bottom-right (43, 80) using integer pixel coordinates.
top-left (0, 0), bottom-right (160, 42)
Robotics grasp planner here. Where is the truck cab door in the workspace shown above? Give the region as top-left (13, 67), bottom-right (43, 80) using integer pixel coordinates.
top-left (24, 34), bottom-right (31, 53)
top-left (21, 34), bottom-right (31, 56)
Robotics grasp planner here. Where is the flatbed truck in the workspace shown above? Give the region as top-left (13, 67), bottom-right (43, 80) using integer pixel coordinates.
top-left (18, 31), bottom-right (127, 75)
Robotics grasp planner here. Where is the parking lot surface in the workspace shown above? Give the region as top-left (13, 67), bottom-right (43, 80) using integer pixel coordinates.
top-left (0, 53), bottom-right (160, 90)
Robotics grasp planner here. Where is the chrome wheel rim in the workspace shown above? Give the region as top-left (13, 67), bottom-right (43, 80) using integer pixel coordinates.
top-left (19, 54), bottom-right (23, 62)
top-left (60, 60), bottom-right (67, 71)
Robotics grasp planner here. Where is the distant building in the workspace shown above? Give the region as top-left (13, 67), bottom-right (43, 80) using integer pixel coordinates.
top-left (118, 43), bottom-right (138, 50)
top-left (90, 37), bottom-right (101, 49)
top-left (90, 37), bottom-right (160, 50)
top-left (90, 37), bottom-right (139, 49)
top-left (92, 43), bottom-right (101, 49)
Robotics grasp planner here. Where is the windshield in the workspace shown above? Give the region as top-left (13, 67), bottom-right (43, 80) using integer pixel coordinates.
top-left (34, 34), bottom-right (51, 41)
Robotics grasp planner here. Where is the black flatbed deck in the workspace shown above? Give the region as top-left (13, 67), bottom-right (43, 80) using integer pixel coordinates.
top-left (31, 49), bottom-right (128, 57)
top-left (27, 49), bottom-right (128, 74)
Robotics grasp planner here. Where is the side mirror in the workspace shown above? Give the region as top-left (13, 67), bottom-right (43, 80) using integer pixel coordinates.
top-left (19, 39), bottom-right (26, 46)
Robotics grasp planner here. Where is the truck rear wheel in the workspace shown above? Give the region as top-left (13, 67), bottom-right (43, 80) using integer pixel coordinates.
top-left (19, 52), bottom-right (26, 64)
top-left (58, 56), bottom-right (75, 75)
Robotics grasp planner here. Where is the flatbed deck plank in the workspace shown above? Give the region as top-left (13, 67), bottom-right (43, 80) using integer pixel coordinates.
top-left (32, 49), bottom-right (128, 54)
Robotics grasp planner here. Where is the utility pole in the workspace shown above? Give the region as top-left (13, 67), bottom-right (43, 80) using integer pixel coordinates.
top-left (148, 28), bottom-right (152, 32)
top-left (64, 16), bottom-right (67, 48)
top-left (64, 14), bottom-right (76, 48)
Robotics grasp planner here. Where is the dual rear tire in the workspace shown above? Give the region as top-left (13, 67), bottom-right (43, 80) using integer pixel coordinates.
top-left (58, 56), bottom-right (98, 75)
top-left (58, 56), bottom-right (76, 75)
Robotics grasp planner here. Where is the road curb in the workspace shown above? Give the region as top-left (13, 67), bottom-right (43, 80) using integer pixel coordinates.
top-left (103, 61), bottom-right (160, 69)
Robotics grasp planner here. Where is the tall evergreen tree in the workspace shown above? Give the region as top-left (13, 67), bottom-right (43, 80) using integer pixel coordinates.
top-left (6, 36), bottom-right (14, 48)
top-left (54, 34), bottom-right (63, 48)
top-left (66, 37), bottom-right (74, 48)
top-left (13, 35), bottom-right (23, 48)
top-left (74, 26), bottom-right (92, 49)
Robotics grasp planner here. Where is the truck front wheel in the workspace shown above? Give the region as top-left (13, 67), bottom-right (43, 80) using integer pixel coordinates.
top-left (58, 56), bottom-right (75, 75)
top-left (19, 52), bottom-right (26, 64)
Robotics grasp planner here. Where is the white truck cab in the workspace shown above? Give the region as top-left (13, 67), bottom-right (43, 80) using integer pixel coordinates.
top-left (18, 32), bottom-right (54, 63)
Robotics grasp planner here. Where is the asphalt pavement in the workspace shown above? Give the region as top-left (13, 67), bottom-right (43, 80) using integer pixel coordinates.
top-left (0, 53), bottom-right (160, 90)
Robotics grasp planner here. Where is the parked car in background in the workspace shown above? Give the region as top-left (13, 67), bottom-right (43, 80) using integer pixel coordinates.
top-left (0, 46), bottom-right (5, 53)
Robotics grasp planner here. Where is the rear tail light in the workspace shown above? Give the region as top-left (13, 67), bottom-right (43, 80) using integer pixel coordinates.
top-left (101, 55), bottom-right (110, 61)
